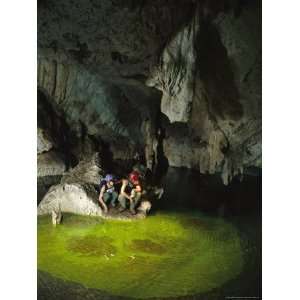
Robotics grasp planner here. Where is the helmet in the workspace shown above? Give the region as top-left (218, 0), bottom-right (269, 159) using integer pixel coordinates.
top-left (133, 164), bottom-right (146, 178)
top-left (104, 174), bottom-right (114, 182)
top-left (129, 171), bottom-right (140, 183)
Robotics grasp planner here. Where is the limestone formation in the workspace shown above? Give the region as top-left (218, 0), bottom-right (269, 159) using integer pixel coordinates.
top-left (51, 210), bottom-right (62, 226)
top-left (61, 152), bottom-right (104, 186)
top-left (37, 128), bottom-right (54, 154)
top-left (37, 151), bottom-right (66, 177)
top-left (37, 93), bottom-right (70, 201)
top-left (137, 200), bottom-right (152, 215)
top-left (38, 183), bottom-right (103, 217)
top-left (38, 0), bottom-right (261, 185)
top-left (148, 1), bottom-right (261, 184)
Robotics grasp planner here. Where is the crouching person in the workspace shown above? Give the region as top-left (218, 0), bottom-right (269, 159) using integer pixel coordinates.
top-left (98, 174), bottom-right (118, 213)
top-left (118, 171), bottom-right (142, 215)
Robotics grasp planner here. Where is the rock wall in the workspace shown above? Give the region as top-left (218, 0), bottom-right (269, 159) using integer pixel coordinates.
top-left (38, 0), bottom-right (261, 185)
top-left (148, 1), bottom-right (261, 184)
top-left (37, 55), bottom-right (161, 162)
top-left (37, 0), bottom-right (196, 169)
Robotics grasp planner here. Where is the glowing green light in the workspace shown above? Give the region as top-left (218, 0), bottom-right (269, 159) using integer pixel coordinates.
top-left (38, 212), bottom-right (243, 298)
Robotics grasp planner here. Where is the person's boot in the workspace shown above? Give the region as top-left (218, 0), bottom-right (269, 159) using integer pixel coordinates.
top-left (130, 205), bottom-right (136, 215)
top-left (118, 206), bottom-right (126, 213)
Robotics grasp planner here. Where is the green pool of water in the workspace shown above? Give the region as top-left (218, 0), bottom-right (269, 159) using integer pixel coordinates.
top-left (37, 212), bottom-right (244, 299)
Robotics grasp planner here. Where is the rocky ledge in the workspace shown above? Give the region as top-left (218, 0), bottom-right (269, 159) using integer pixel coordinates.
top-left (38, 181), bottom-right (152, 223)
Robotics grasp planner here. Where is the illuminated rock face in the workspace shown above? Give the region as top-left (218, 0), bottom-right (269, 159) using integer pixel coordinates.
top-left (38, 182), bottom-right (103, 217)
top-left (38, 0), bottom-right (261, 184)
top-left (148, 3), bottom-right (261, 184)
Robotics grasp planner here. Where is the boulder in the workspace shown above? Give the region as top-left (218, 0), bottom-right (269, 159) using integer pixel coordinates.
top-left (37, 182), bottom-right (103, 217)
top-left (137, 200), bottom-right (152, 215)
top-left (37, 175), bottom-right (62, 204)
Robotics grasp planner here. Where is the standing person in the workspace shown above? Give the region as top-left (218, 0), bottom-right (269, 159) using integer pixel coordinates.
top-left (98, 174), bottom-right (118, 213)
top-left (118, 171), bottom-right (142, 215)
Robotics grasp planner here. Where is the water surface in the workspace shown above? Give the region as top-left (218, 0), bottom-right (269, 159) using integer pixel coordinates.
top-left (38, 168), bottom-right (261, 299)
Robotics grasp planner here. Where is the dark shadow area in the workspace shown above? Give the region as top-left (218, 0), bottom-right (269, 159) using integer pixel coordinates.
top-left (37, 89), bottom-right (77, 168)
top-left (195, 20), bottom-right (243, 121)
top-left (99, 140), bottom-right (114, 173)
top-left (37, 89), bottom-right (78, 203)
top-left (159, 167), bottom-right (261, 217)
top-left (152, 113), bottom-right (169, 185)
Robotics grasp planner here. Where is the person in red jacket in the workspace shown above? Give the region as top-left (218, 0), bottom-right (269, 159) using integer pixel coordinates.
top-left (118, 171), bottom-right (142, 215)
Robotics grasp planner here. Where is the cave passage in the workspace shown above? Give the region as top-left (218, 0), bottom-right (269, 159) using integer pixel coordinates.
top-left (37, 0), bottom-right (262, 298)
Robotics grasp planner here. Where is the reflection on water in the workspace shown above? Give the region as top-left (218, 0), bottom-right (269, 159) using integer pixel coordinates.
top-left (38, 167), bottom-right (261, 300)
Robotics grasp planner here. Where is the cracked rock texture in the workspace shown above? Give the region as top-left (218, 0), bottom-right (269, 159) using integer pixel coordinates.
top-left (38, 0), bottom-right (261, 184)
top-left (61, 152), bottom-right (104, 186)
